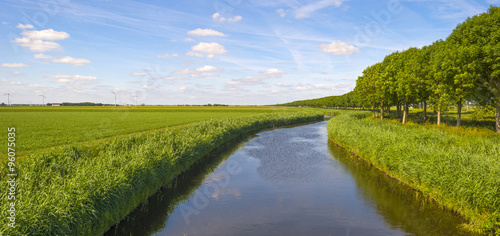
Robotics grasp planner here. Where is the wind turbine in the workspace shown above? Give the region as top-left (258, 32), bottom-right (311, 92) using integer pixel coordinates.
top-left (133, 94), bottom-right (138, 106)
top-left (111, 90), bottom-right (117, 106)
top-left (39, 91), bottom-right (46, 106)
top-left (4, 92), bottom-right (11, 106)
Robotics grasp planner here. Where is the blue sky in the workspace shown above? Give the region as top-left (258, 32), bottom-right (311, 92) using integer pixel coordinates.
top-left (0, 0), bottom-right (498, 105)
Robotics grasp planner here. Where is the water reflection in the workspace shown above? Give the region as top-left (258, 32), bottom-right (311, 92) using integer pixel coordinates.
top-left (104, 137), bottom-right (250, 236)
top-left (327, 143), bottom-right (471, 236)
top-left (105, 121), bottom-right (472, 236)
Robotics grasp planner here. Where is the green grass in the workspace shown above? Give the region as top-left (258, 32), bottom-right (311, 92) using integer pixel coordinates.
top-left (0, 110), bottom-right (323, 235)
top-left (0, 106), bottom-right (293, 159)
top-left (327, 111), bottom-right (500, 234)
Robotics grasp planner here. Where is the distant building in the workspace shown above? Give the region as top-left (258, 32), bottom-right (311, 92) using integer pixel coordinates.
top-left (51, 103), bottom-right (61, 107)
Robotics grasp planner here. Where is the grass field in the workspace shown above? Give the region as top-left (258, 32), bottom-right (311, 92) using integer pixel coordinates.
top-left (0, 106), bottom-right (293, 159)
top-left (327, 111), bottom-right (500, 234)
top-left (0, 107), bottom-right (322, 235)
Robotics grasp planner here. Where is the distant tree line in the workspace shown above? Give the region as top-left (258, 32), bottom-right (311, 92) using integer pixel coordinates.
top-left (282, 91), bottom-right (362, 109)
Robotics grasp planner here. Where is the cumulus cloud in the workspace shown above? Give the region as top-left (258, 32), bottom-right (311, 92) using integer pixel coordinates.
top-left (14, 28), bottom-right (69, 52)
top-left (172, 67), bottom-right (220, 78)
top-left (276, 9), bottom-right (287, 17)
top-left (319, 41), bottom-right (359, 55)
top-left (34, 53), bottom-right (90, 66)
top-left (188, 28), bottom-right (226, 37)
top-left (47, 73), bottom-right (97, 84)
top-left (275, 82), bottom-right (291, 87)
top-left (16, 23), bottom-right (34, 29)
top-left (1, 63), bottom-right (29, 68)
top-left (187, 42), bottom-right (227, 58)
top-left (131, 72), bottom-right (148, 76)
top-left (157, 53), bottom-right (179, 58)
top-left (186, 51), bottom-right (203, 57)
top-left (196, 65), bottom-right (220, 72)
top-left (262, 68), bottom-right (286, 75)
top-left (295, 0), bottom-right (343, 19)
top-left (227, 76), bottom-right (266, 86)
top-left (212, 13), bottom-right (242, 23)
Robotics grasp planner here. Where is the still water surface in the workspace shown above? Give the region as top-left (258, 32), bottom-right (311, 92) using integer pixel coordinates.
top-left (105, 120), bottom-right (470, 236)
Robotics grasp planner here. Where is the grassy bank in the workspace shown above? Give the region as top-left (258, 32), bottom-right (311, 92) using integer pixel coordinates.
top-left (327, 112), bottom-right (500, 234)
top-left (0, 112), bottom-right (322, 235)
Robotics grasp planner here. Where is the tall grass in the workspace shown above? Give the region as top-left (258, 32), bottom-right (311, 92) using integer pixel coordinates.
top-left (327, 112), bottom-right (500, 234)
top-left (0, 112), bottom-right (322, 235)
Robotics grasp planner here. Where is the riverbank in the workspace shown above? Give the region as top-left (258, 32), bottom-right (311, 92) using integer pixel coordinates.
top-left (0, 112), bottom-right (322, 235)
top-left (327, 112), bottom-right (500, 234)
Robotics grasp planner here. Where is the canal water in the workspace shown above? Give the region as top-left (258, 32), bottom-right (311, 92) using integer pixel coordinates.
top-left (105, 120), bottom-right (470, 236)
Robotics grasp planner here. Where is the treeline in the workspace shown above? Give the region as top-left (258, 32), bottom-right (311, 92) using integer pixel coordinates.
top-left (356, 6), bottom-right (500, 132)
top-left (282, 91), bottom-right (362, 109)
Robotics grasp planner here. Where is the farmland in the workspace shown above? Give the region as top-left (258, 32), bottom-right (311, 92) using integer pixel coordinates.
top-left (0, 106), bottom-right (294, 159)
top-left (0, 107), bottom-right (323, 235)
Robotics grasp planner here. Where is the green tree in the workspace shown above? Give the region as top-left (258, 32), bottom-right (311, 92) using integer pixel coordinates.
top-left (448, 6), bottom-right (500, 132)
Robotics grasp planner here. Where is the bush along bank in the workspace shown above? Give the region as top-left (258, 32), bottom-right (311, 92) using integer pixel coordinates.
top-left (0, 112), bottom-right (323, 236)
top-left (327, 112), bottom-right (500, 234)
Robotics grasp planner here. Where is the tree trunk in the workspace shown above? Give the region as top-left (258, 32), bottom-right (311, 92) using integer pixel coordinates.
top-left (373, 103), bottom-right (376, 118)
top-left (496, 100), bottom-right (500, 133)
top-left (402, 100), bottom-right (408, 124)
top-left (466, 100), bottom-right (469, 112)
top-left (423, 100), bottom-right (427, 122)
top-left (396, 102), bottom-right (401, 118)
top-left (380, 102), bottom-right (384, 120)
top-left (457, 100), bottom-right (462, 127)
top-left (437, 103), bottom-right (441, 126)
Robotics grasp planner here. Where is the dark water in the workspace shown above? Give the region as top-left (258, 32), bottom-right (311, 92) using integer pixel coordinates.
top-left (105, 121), bottom-right (471, 236)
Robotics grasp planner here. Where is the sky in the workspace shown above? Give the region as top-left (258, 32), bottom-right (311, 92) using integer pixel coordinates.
top-left (0, 0), bottom-right (498, 106)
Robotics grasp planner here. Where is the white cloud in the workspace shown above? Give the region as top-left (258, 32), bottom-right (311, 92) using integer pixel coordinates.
top-left (1, 63), bottom-right (29, 68)
top-left (157, 53), bottom-right (179, 58)
top-left (319, 41), bottom-right (359, 55)
top-left (184, 38), bottom-right (196, 42)
top-left (172, 68), bottom-right (219, 78)
top-left (196, 65), bottom-right (220, 72)
top-left (275, 82), bottom-right (291, 87)
top-left (187, 28), bottom-right (226, 37)
top-left (187, 42), bottom-right (227, 58)
top-left (296, 86), bottom-right (309, 91)
top-left (276, 9), bottom-right (287, 17)
top-left (295, 0), bottom-right (343, 19)
top-left (186, 51), bottom-right (204, 57)
top-left (34, 53), bottom-right (91, 66)
top-left (227, 76), bottom-right (266, 86)
top-left (16, 23), bottom-right (33, 29)
top-left (47, 73), bottom-right (97, 84)
top-left (13, 38), bottom-right (62, 52)
top-left (27, 84), bottom-right (45, 88)
top-left (262, 68), bottom-right (286, 75)
top-left (172, 69), bottom-right (192, 75)
top-left (22, 29), bottom-right (69, 40)
top-left (131, 72), bottom-right (148, 76)
top-left (212, 13), bottom-right (242, 23)
top-left (14, 28), bottom-right (69, 52)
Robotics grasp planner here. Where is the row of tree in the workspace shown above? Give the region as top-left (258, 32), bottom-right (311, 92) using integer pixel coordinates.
top-left (356, 6), bottom-right (500, 132)
top-left (282, 6), bottom-right (500, 133)
top-left (282, 91), bottom-right (362, 109)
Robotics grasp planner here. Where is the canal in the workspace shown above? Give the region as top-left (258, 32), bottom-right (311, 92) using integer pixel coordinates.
top-left (105, 120), bottom-right (470, 236)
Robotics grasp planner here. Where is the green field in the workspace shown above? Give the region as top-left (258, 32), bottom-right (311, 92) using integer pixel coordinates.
top-left (0, 107), bottom-right (322, 235)
top-left (327, 111), bottom-right (500, 234)
top-left (0, 106), bottom-right (293, 159)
